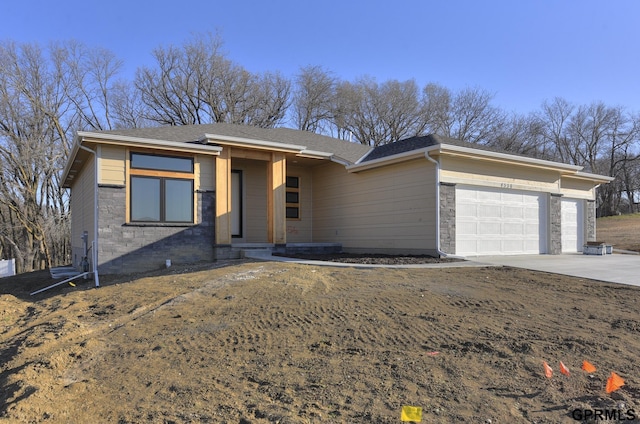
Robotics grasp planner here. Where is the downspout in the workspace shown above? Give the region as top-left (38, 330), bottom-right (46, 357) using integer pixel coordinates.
top-left (425, 150), bottom-right (449, 258)
top-left (78, 144), bottom-right (100, 288)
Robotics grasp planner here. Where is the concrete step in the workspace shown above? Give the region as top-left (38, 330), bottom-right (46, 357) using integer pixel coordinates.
top-left (240, 248), bottom-right (273, 259)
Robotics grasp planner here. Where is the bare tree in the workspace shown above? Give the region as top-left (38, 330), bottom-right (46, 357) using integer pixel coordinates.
top-left (0, 42), bottom-right (69, 271)
top-left (619, 154), bottom-right (640, 213)
top-left (225, 71), bottom-right (290, 127)
top-left (421, 83), bottom-right (453, 137)
top-left (56, 40), bottom-right (124, 131)
top-left (537, 97), bottom-right (577, 164)
top-left (488, 113), bottom-right (551, 158)
top-left (537, 99), bottom-right (640, 215)
top-left (420, 84), bottom-right (504, 144)
top-left (136, 33), bottom-right (290, 128)
top-left (331, 77), bottom-right (425, 146)
top-left (0, 40), bottom-right (128, 272)
top-left (110, 80), bottom-right (156, 129)
top-left (292, 65), bottom-right (337, 133)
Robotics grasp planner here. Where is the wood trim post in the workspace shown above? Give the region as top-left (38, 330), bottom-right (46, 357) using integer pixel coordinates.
top-left (267, 152), bottom-right (286, 244)
top-left (215, 147), bottom-right (232, 245)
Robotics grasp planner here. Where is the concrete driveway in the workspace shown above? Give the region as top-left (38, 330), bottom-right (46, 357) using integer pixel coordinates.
top-left (470, 253), bottom-right (640, 287)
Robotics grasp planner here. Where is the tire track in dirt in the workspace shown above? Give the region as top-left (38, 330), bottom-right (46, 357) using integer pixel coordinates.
top-left (4, 262), bottom-right (640, 423)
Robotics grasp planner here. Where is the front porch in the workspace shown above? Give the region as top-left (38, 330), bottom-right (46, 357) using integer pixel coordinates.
top-left (212, 144), bottom-right (330, 259)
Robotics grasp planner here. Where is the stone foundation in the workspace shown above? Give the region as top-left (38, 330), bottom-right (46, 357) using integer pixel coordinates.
top-left (97, 186), bottom-right (215, 274)
top-left (439, 183), bottom-right (456, 255)
top-left (586, 200), bottom-right (596, 241)
top-left (549, 194), bottom-right (562, 254)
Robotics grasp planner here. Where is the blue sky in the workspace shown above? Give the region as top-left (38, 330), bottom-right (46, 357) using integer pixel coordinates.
top-left (2, 0), bottom-right (639, 116)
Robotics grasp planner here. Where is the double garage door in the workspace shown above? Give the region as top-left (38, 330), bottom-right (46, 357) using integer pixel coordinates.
top-left (456, 186), bottom-right (547, 256)
top-left (455, 185), bottom-right (585, 256)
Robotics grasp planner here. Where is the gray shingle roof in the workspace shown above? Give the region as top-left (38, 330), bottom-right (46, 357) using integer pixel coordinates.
top-left (359, 134), bottom-right (519, 162)
top-left (97, 123), bottom-right (373, 164)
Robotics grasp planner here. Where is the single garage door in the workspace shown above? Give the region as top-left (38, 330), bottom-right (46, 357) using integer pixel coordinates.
top-left (456, 185), bottom-right (547, 256)
top-left (561, 198), bottom-right (584, 253)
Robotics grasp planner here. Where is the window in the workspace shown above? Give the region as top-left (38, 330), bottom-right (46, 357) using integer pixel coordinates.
top-left (286, 176), bottom-right (300, 220)
top-left (130, 152), bottom-right (194, 223)
top-left (131, 152), bottom-right (193, 173)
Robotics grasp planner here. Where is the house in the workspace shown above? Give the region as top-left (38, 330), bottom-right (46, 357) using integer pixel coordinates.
top-left (62, 123), bottom-right (613, 274)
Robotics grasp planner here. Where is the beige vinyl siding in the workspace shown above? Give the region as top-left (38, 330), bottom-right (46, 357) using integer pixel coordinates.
top-left (286, 165), bottom-right (313, 242)
top-left (232, 159), bottom-right (268, 242)
top-left (312, 158), bottom-right (437, 253)
top-left (560, 177), bottom-right (596, 200)
top-left (197, 155), bottom-right (215, 191)
top-left (98, 145), bottom-right (126, 185)
top-left (70, 155), bottom-right (96, 265)
top-left (440, 156), bottom-right (561, 193)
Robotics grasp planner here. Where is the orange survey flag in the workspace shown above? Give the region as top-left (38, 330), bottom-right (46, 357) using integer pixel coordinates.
top-left (606, 372), bottom-right (625, 393)
top-left (582, 361), bottom-right (597, 373)
top-left (543, 361), bottom-right (553, 378)
top-left (559, 361), bottom-right (570, 376)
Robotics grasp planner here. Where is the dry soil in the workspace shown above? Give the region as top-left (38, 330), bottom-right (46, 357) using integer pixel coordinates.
top-left (0, 219), bottom-right (639, 423)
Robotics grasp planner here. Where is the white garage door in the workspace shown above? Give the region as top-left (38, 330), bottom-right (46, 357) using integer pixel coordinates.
top-left (456, 185), bottom-right (547, 256)
top-left (561, 198), bottom-right (584, 253)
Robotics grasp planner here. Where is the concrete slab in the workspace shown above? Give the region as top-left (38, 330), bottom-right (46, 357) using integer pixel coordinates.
top-left (469, 254), bottom-right (640, 287)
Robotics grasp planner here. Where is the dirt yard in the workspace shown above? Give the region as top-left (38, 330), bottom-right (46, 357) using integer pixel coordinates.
top-left (0, 217), bottom-right (638, 423)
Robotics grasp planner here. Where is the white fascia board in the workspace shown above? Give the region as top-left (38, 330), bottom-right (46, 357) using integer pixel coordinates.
top-left (77, 131), bottom-right (223, 154)
top-left (330, 156), bottom-right (352, 166)
top-left (297, 149), bottom-right (333, 159)
top-left (61, 134), bottom-right (83, 186)
top-left (352, 148), bottom-right (375, 165)
top-left (439, 144), bottom-right (583, 172)
top-left (201, 133), bottom-right (305, 153)
top-left (346, 147), bottom-right (434, 173)
top-left (571, 171), bottom-right (616, 183)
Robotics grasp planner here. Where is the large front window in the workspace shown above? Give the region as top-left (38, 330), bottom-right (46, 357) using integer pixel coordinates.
top-left (130, 153), bottom-right (194, 223)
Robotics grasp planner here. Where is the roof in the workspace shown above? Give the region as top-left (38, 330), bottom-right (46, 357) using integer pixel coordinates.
top-left (63, 124), bottom-right (613, 187)
top-left (98, 123), bottom-right (372, 164)
top-left (360, 134), bottom-right (516, 162)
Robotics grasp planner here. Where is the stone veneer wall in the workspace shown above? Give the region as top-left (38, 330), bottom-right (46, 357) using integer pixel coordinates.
top-left (548, 194), bottom-right (562, 254)
top-left (97, 185), bottom-right (215, 274)
top-left (439, 183), bottom-right (456, 255)
top-left (586, 199), bottom-right (596, 241)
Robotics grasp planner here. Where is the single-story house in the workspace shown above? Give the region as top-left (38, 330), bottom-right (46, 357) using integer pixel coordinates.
top-left (61, 123), bottom-right (614, 274)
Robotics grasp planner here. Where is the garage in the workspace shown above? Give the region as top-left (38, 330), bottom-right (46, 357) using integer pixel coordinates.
top-left (455, 185), bottom-right (547, 256)
top-left (561, 198), bottom-right (584, 253)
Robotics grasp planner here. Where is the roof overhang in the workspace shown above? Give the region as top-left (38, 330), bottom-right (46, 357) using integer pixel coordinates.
top-left (201, 133), bottom-right (338, 162)
top-left (62, 131), bottom-right (224, 188)
top-left (348, 142), bottom-right (586, 174)
top-left (569, 171), bottom-right (615, 183)
top-left (63, 130), bottom-right (341, 188)
top-left (296, 149), bottom-right (334, 160)
top-left (78, 132), bottom-right (224, 154)
top-left (346, 147), bottom-right (434, 172)
top-left (347, 142), bottom-right (614, 187)
top-left (435, 144), bottom-right (584, 173)
top-left (200, 133), bottom-right (304, 153)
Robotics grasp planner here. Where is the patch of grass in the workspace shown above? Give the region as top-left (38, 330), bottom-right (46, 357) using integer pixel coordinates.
top-left (598, 212), bottom-right (640, 221)
top-left (597, 212), bottom-right (640, 251)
